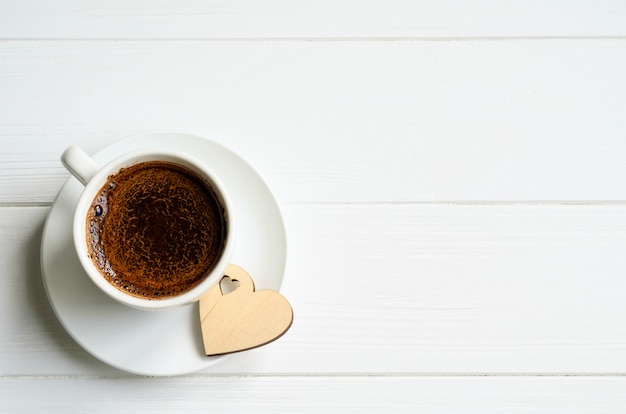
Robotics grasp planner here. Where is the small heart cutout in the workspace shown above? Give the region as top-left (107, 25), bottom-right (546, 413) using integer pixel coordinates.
top-left (199, 264), bottom-right (293, 356)
top-left (219, 276), bottom-right (240, 295)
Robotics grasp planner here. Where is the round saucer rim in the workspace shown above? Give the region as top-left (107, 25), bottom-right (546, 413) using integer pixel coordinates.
top-left (40, 132), bottom-right (287, 376)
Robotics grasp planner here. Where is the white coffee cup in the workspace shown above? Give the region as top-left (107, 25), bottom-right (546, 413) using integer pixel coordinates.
top-left (61, 145), bottom-right (235, 310)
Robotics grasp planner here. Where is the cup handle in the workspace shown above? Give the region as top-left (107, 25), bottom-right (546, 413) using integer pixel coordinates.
top-left (61, 146), bottom-right (100, 186)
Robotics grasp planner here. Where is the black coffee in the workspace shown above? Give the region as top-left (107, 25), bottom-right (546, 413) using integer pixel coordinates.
top-left (86, 161), bottom-right (227, 299)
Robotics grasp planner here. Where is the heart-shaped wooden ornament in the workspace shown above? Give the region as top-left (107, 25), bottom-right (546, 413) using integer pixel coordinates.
top-left (199, 264), bottom-right (293, 356)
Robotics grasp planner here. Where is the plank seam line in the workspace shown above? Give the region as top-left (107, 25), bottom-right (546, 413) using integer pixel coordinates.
top-left (3, 373), bottom-right (626, 379)
top-left (284, 201), bottom-right (626, 206)
top-left (190, 372), bottom-right (626, 378)
top-left (0, 203), bottom-right (53, 208)
top-left (0, 36), bottom-right (625, 43)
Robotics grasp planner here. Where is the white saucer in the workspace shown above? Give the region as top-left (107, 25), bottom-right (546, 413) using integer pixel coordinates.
top-left (41, 132), bottom-right (287, 376)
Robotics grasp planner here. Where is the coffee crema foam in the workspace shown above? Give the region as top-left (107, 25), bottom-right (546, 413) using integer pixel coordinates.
top-left (86, 161), bottom-right (226, 299)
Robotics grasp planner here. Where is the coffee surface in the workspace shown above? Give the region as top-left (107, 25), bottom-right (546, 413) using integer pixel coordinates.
top-left (86, 161), bottom-right (226, 299)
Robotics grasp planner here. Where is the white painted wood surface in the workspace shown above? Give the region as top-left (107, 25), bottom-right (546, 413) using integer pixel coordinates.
top-left (1, 0), bottom-right (626, 38)
top-left (2, 1), bottom-right (626, 412)
top-left (1, 40), bottom-right (625, 203)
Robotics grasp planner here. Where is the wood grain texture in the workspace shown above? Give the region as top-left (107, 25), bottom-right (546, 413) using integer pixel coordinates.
top-left (3, 376), bottom-right (626, 413)
top-left (277, 203), bottom-right (626, 374)
top-left (1, 0), bottom-right (625, 39)
top-left (3, 204), bottom-right (625, 376)
top-left (1, 40), bottom-right (625, 204)
top-left (200, 265), bottom-right (293, 356)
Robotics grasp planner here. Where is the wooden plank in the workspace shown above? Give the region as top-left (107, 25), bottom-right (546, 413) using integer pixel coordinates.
top-left (273, 203), bottom-right (626, 374)
top-left (2, 204), bottom-right (626, 376)
top-left (2, 376), bottom-right (626, 413)
top-left (1, 40), bottom-right (625, 204)
top-left (1, 0), bottom-right (625, 39)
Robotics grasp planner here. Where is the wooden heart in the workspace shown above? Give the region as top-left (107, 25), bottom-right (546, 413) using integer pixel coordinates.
top-left (199, 264), bottom-right (293, 356)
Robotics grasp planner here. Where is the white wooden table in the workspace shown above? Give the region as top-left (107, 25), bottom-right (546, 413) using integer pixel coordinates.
top-left (2, 1), bottom-right (626, 412)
